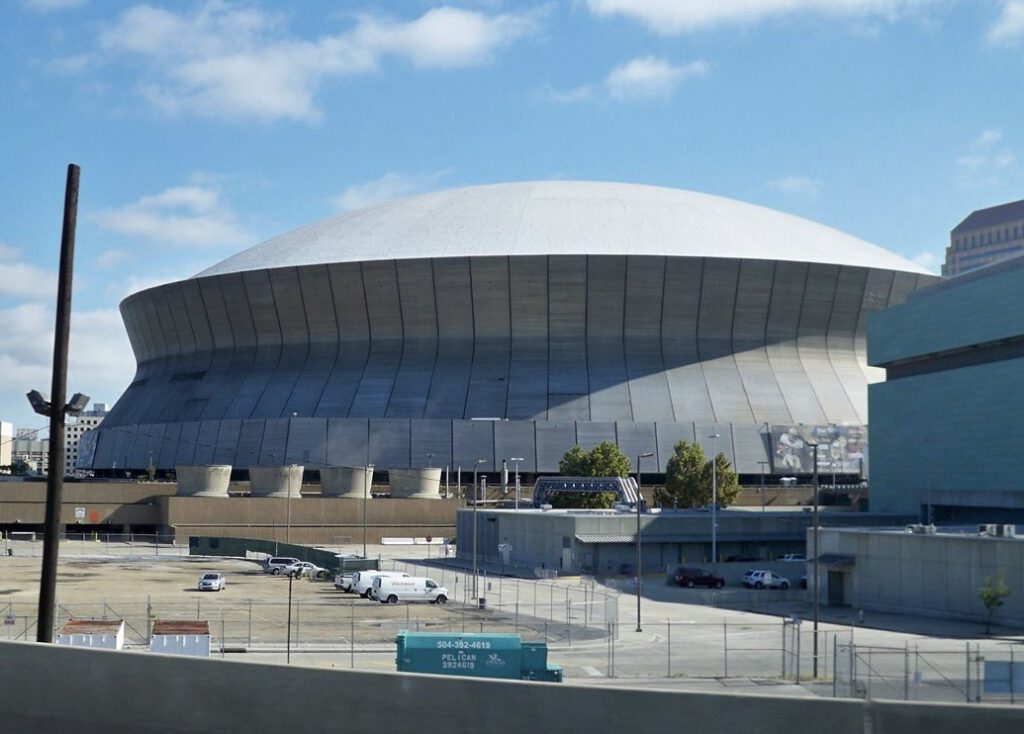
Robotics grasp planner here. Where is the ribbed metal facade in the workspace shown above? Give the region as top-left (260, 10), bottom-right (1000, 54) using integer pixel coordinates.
top-left (85, 253), bottom-right (935, 474)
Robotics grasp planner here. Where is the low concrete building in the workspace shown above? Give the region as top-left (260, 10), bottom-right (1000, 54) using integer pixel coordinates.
top-left (457, 507), bottom-right (907, 576)
top-left (812, 525), bottom-right (1024, 626)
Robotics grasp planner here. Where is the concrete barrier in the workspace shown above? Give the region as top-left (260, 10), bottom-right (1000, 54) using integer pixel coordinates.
top-left (12, 640), bottom-right (1023, 734)
top-left (0, 640), bottom-right (872, 734)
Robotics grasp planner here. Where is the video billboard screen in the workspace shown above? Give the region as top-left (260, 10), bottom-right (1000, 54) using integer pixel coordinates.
top-left (769, 424), bottom-right (866, 476)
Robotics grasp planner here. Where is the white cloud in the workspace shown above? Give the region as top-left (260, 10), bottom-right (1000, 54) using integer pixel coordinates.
top-left (353, 6), bottom-right (543, 69)
top-left (586, 0), bottom-right (929, 34)
top-left (0, 243), bottom-right (56, 301)
top-left (96, 2), bottom-right (543, 122)
top-left (606, 57), bottom-right (709, 101)
top-left (0, 303), bottom-right (135, 430)
top-left (95, 248), bottom-right (134, 270)
top-left (988, 1), bottom-right (1024, 45)
top-left (330, 171), bottom-right (452, 213)
top-left (92, 184), bottom-right (255, 249)
top-left (768, 175), bottom-right (822, 198)
top-left (956, 128), bottom-right (1016, 187)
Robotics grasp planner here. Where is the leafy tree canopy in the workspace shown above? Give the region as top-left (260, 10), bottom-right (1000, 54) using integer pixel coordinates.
top-left (655, 440), bottom-right (741, 509)
top-left (558, 441), bottom-right (632, 478)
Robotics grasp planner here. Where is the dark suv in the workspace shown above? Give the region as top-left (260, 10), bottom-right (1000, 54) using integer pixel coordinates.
top-left (673, 567), bottom-right (725, 589)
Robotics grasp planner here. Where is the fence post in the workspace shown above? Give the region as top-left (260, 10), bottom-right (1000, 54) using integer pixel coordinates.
top-left (567, 599), bottom-right (572, 647)
top-left (667, 621), bottom-right (671, 677)
top-left (832, 634), bottom-right (838, 698)
top-left (781, 621), bottom-right (786, 678)
top-left (1011, 647), bottom-right (1016, 705)
top-left (723, 620), bottom-right (729, 678)
top-left (248, 600), bottom-right (252, 646)
top-left (966, 642), bottom-right (971, 703)
top-left (904, 641), bottom-right (909, 701)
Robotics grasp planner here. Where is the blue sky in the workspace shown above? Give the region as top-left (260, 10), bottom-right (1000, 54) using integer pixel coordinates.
top-left (1, 0), bottom-right (1023, 433)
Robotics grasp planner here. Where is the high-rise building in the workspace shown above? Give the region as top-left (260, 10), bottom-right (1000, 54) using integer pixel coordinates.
top-left (943, 198), bottom-right (1024, 277)
top-left (65, 403), bottom-right (107, 474)
top-left (13, 429), bottom-right (48, 475)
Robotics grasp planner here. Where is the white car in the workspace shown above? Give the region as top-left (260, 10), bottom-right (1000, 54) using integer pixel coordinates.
top-left (281, 561), bottom-right (327, 579)
top-left (198, 572), bottom-right (226, 591)
top-left (742, 570), bottom-right (790, 590)
top-left (334, 572), bottom-right (356, 592)
top-left (779, 553), bottom-right (806, 562)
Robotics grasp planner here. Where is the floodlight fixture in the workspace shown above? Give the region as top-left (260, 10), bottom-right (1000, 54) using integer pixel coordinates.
top-left (27, 390), bottom-right (52, 417)
top-left (65, 393), bottom-right (90, 416)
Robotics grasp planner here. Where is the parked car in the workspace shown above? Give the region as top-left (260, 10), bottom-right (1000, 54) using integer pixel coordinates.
top-left (335, 572), bottom-right (356, 592)
top-left (673, 567), bottom-right (725, 589)
top-left (281, 561), bottom-right (328, 579)
top-left (742, 570), bottom-right (790, 590)
top-left (779, 553), bottom-right (806, 562)
top-left (372, 575), bottom-right (449, 604)
top-left (725, 554), bottom-right (760, 563)
top-left (198, 572), bottom-right (226, 591)
top-left (264, 557), bottom-right (300, 575)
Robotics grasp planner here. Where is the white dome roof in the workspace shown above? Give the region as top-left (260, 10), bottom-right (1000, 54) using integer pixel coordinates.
top-left (196, 181), bottom-right (929, 277)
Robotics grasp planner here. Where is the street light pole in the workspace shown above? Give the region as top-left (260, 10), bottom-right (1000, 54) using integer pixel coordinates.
top-left (362, 463), bottom-right (374, 559)
top-left (509, 457), bottom-right (524, 508)
top-left (472, 458), bottom-right (485, 600)
top-left (757, 458), bottom-right (765, 509)
top-left (812, 441), bottom-right (820, 678)
top-left (635, 451), bottom-right (653, 633)
top-left (709, 433), bottom-right (720, 564)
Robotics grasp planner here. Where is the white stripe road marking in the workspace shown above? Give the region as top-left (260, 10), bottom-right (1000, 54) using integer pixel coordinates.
top-left (582, 666), bottom-right (603, 677)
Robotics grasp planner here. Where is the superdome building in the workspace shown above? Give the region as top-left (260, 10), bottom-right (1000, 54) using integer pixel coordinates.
top-left (83, 181), bottom-right (936, 483)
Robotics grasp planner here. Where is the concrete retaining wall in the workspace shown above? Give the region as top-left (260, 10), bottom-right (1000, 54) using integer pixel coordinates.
top-left (0, 640), bottom-right (863, 734)
top-left (1, 641), bottom-right (1020, 733)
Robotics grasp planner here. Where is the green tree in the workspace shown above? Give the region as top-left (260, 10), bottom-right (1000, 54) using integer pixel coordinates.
top-left (557, 441), bottom-right (632, 477)
top-left (703, 452), bottom-right (741, 507)
top-left (587, 441), bottom-right (633, 478)
top-left (558, 445), bottom-right (590, 476)
top-left (656, 440), bottom-right (741, 509)
top-left (979, 574), bottom-right (1011, 634)
top-left (657, 440), bottom-right (707, 507)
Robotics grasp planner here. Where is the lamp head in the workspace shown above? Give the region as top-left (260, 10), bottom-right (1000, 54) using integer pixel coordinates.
top-left (26, 390), bottom-right (51, 417)
top-left (66, 392), bottom-right (91, 416)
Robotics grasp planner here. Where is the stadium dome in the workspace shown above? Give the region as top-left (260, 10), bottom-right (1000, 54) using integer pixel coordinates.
top-left (83, 181), bottom-right (937, 480)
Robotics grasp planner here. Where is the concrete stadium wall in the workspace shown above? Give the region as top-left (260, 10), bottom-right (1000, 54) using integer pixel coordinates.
top-left (6, 640), bottom-right (1017, 734)
top-left (93, 256), bottom-right (935, 475)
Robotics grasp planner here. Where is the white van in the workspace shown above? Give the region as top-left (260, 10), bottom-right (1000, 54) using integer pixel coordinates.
top-left (372, 576), bottom-right (449, 604)
top-left (351, 570), bottom-right (410, 598)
